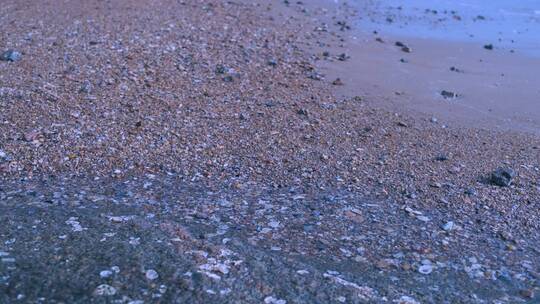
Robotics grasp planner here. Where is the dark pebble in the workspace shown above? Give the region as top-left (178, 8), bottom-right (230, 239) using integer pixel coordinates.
top-left (490, 167), bottom-right (515, 187)
top-left (1, 50), bottom-right (22, 62)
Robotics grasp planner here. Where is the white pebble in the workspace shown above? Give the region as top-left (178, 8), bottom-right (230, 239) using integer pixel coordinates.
top-left (264, 296), bottom-right (287, 304)
top-left (100, 270), bottom-right (113, 278)
top-left (442, 221), bottom-right (455, 231)
top-left (145, 269), bottom-right (159, 280)
top-left (93, 284), bottom-right (117, 296)
top-left (418, 264), bottom-right (433, 274)
top-left (268, 221), bottom-right (280, 228)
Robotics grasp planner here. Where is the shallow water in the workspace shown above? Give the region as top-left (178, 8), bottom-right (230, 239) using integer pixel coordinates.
top-left (355, 0), bottom-right (540, 57)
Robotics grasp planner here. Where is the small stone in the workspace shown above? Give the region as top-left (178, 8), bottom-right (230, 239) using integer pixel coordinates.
top-left (215, 64), bottom-right (226, 74)
top-left (337, 53), bottom-right (349, 61)
top-left (79, 80), bottom-right (93, 93)
top-left (268, 221), bottom-right (280, 228)
top-left (100, 270), bottom-right (113, 278)
top-left (307, 72), bottom-right (323, 81)
top-left (396, 296), bottom-right (421, 304)
top-left (332, 78), bottom-right (344, 86)
top-left (397, 121), bottom-right (408, 127)
top-left (418, 264), bottom-right (433, 274)
top-left (416, 215), bottom-right (430, 222)
top-left (441, 221), bottom-right (455, 231)
top-left (441, 90), bottom-right (458, 99)
top-left (465, 188), bottom-right (477, 196)
top-left (145, 269), bottom-right (159, 280)
top-left (1, 50), bottom-right (22, 62)
top-left (93, 284), bottom-right (117, 296)
top-left (519, 289), bottom-right (534, 299)
top-left (484, 44), bottom-right (494, 50)
top-left (264, 296), bottom-right (287, 304)
top-left (490, 167), bottom-right (515, 187)
top-left (435, 154), bottom-right (448, 161)
top-left (401, 46), bottom-right (412, 53)
top-left (108, 215), bottom-right (134, 223)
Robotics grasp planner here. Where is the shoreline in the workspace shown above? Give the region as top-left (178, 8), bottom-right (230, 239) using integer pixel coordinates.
top-left (301, 0), bottom-right (540, 135)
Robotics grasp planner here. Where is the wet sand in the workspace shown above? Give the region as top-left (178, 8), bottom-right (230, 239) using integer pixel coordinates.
top-left (312, 0), bottom-right (540, 134)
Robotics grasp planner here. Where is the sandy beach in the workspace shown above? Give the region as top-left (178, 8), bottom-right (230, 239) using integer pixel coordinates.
top-left (0, 0), bottom-right (539, 303)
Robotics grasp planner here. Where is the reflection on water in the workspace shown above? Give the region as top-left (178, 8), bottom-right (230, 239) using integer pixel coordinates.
top-left (355, 0), bottom-right (540, 57)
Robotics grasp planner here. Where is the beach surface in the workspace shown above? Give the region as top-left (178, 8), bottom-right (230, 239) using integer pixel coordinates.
top-left (0, 0), bottom-right (539, 303)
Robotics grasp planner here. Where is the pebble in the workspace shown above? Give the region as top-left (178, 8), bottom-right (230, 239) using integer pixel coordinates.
top-left (435, 154), bottom-right (448, 161)
top-left (441, 90), bottom-right (458, 99)
top-left (1, 50), bottom-right (22, 62)
top-left (519, 289), bottom-right (534, 299)
top-left (416, 215), bottom-right (430, 222)
top-left (441, 221), bottom-right (455, 231)
top-left (79, 80), bottom-right (93, 93)
top-left (108, 215), bottom-right (135, 223)
top-left (268, 221), bottom-right (280, 228)
top-left (397, 296), bottom-right (421, 304)
top-left (100, 270), bottom-right (113, 278)
top-left (490, 167), bottom-right (515, 187)
top-left (418, 264), bottom-right (433, 274)
top-left (145, 269), bottom-right (159, 280)
top-left (93, 284), bottom-right (117, 296)
top-left (65, 217), bottom-right (84, 232)
top-left (264, 296), bottom-right (287, 304)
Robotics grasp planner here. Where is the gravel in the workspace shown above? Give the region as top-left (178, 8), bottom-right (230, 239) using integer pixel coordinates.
top-left (0, 0), bottom-right (539, 303)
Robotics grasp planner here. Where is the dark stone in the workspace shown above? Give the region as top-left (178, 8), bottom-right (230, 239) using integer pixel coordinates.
top-left (1, 50), bottom-right (22, 62)
top-left (464, 188), bottom-right (477, 196)
top-left (307, 72), bottom-right (323, 81)
top-left (441, 90), bottom-right (458, 99)
top-left (484, 44), bottom-right (494, 50)
top-left (490, 167), bottom-right (515, 187)
top-left (332, 78), bottom-right (343, 86)
top-left (337, 53), bottom-right (349, 61)
top-left (215, 64), bottom-right (226, 74)
top-left (401, 46), bottom-right (412, 53)
top-left (79, 80), bottom-right (93, 93)
top-left (435, 154), bottom-right (449, 161)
